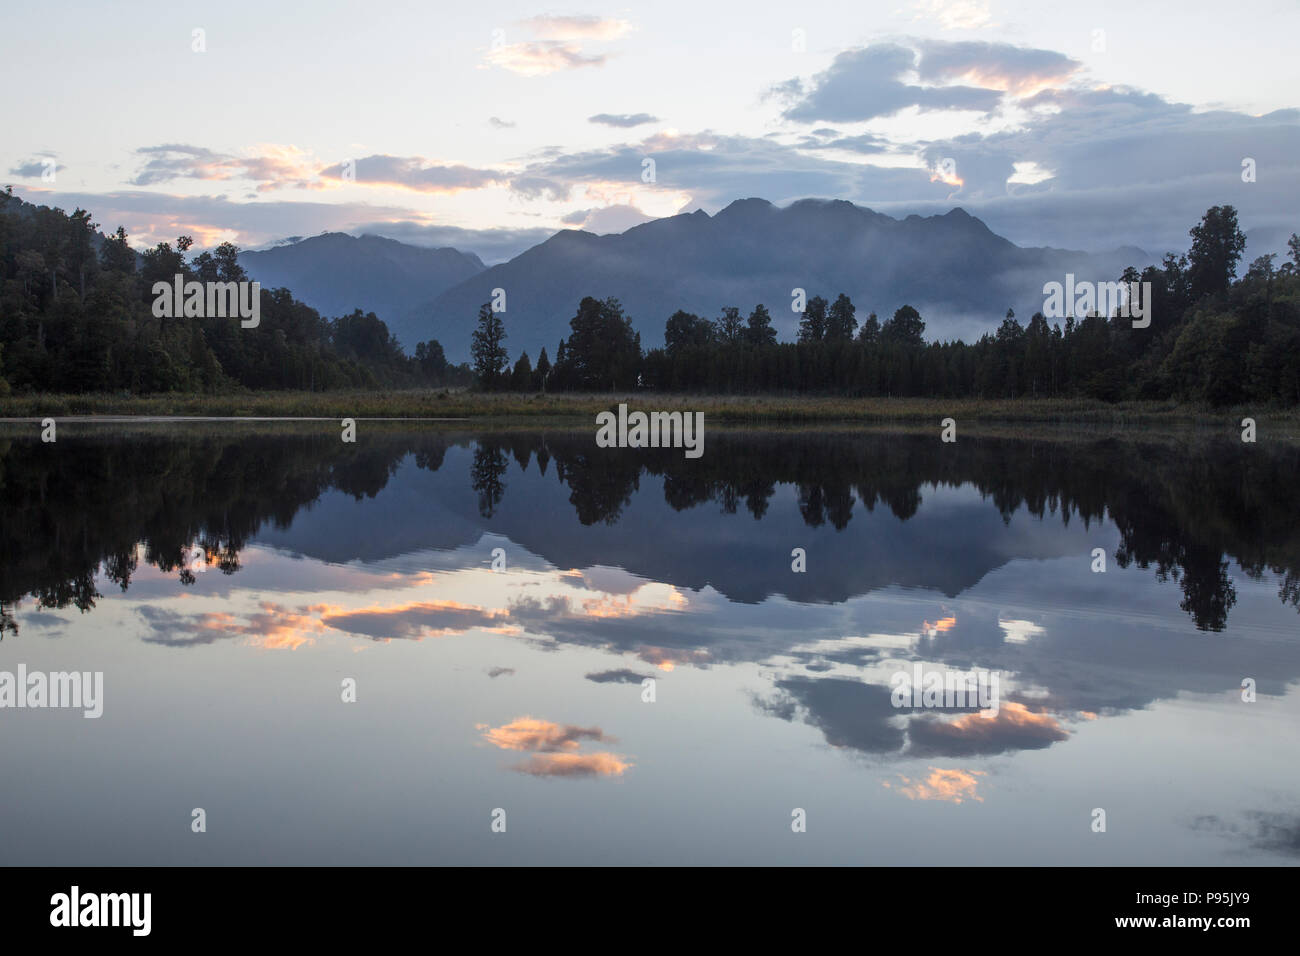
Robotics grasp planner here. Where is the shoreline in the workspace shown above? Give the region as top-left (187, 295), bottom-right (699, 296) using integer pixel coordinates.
top-left (1, 390), bottom-right (1295, 433)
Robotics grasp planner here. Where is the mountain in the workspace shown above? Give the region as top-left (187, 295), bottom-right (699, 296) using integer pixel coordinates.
top-left (239, 233), bottom-right (484, 345)
top-left (422, 198), bottom-right (1149, 362)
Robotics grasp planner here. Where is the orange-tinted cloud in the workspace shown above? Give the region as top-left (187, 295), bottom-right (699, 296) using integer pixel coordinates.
top-left (884, 767), bottom-right (986, 803)
top-left (511, 752), bottom-right (632, 777)
top-left (478, 716), bottom-right (612, 752)
top-left (483, 41), bottom-right (607, 76)
top-left (479, 716), bottom-right (632, 778)
top-left (908, 700), bottom-right (1069, 755)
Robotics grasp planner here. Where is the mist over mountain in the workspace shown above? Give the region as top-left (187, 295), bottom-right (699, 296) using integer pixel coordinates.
top-left (421, 198), bottom-right (1149, 362)
top-left (239, 232), bottom-right (484, 345)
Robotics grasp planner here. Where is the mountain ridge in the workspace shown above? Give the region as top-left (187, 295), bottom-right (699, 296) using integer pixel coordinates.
top-left (418, 198), bottom-right (1148, 361)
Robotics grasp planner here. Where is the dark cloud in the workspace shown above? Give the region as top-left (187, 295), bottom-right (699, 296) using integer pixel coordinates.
top-left (756, 677), bottom-right (908, 753)
top-left (585, 668), bottom-right (652, 684)
top-left (780, 44), bottom-right (1003, 122)
top-left (321, 601), bottom-right (506, 640)
top-left (906, 702), bottom-right (1070, 756)
top-left (1191, 811), bottom-right (1300, 857)
top-left (914, 40), bottom-right (1081, 93)
top-left (589, 112), bottom-right (659, 128)
top-left (9, 158), bottom-right (62, 178)
top-left (318, 155), bottom-right (502, 193)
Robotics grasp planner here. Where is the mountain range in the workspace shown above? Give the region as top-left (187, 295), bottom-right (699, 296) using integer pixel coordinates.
top-left (238, 233), bottom-right (484, 342)
top-left (242, 199), bottom-right (1151, 361)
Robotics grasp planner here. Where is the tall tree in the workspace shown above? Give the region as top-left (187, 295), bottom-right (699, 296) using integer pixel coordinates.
top-left (797, 295), bottom-right (828, 343)
top-left (881, 304), bottom-right (926, 347)
top-left (745, 304), bottom-right (777, 346)
top-left (470, 303), bottom-right (509, 389)
top-left (826, 293), bottom-right (857, 341)
top-left (1187, 205), bottom-right (1246, 300)
top-left (715, 306), bottom-right (744, 345)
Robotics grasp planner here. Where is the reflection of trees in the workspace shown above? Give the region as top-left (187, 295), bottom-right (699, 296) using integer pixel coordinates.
top-left (556, 450), bottom-right (640, 526)
top-left (0, 431), bottom-right (455, 631)
top-left (544, 432), bottom-right (1300, 631)
top-left (2, 429), bottom-right (1298, 634)
top-left (471, 444), bottom-right (508, 518)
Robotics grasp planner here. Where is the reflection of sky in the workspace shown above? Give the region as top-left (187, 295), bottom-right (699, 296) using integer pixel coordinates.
top-left (3, 451), bottom-right (1299, 865)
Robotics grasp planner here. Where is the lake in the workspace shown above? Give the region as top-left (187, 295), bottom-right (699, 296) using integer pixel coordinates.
top-left (1, 422), bottom-right (1297, 865)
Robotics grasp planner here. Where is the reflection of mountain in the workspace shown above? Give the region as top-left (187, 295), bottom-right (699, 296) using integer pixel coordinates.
top-left (2, 428), bottom-right (1298, 633)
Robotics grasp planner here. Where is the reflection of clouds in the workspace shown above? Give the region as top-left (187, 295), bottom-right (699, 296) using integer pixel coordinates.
top-left (756, 677), bottom-right (908, 753)
top-left (479, 717), bottom-right (612, 752)
top-left (757, 676), bottom-right (1077, 758)
top-left (138, 603), bottom-right (324, 649)
top-left (884, 768), bottom-right (986, 804)
top-left (586, 668), bottom-right (652, 684)
top-left (908, 701), bottom-right (1069, 756)
top-left (1190, 811), bottom-right (1300, 858)
top-left (321, 600), bottom-right (508, 640)
top-left (478, 716), bottom-right (632, 778)
top-left (922, 615), bottom-right (956, 638)
top-left (511, 752), bottom-right (632, 778)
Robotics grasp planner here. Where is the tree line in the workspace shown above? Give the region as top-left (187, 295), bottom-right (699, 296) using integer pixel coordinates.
top-left (471, 205), bottom-right (1300, 406)
top-left (0, 189), bottom-right (470, 394)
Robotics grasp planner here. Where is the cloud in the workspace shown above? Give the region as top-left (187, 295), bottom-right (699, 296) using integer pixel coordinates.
top-left (137, 603), bottom-right (324, 649)
top-left (522, 15), bottom-right (633, 42)
top-left (915, 40), bottom-right (1081, 96)
top-left (883, 767), bottom-right (986, 803)
top-left (510, 752), bottom-right (632, 777)
top-left (909, 0), bottom-right (994, 30)
top-left (130, 144), bottom-right (318, 191)
top-left (483, 16), bottom-right (632, 75)
top-left (479, 716), bottom-right (613, 752)
top-left (756, 677), bottom-right (908, 753)
top-left (906, 700), bottom-right (1070, 756)
top-left (321, 600), bottom-right (507, 640)
top-left (589, 112), bottom-right (659, 128)
top-left (484, 41), bottom-right (607, 76)
top-left (1191, 811), bottom-right (1300, 858)
top-left (585, 668), bottom-right (652, 684)
top-left (478, 716), bottom-right (632, 777)
top-left (9, 158), bottom-right (63, 178)
top-left (489, 116), bottom-right (516, 128)
top-left (347, 219), bottom-right (552, 264)
top-left (486, 666), bottom-right (516, 678)
top-left (560, 203), bottom-right (653, 233)
top-left (780, 44), bottom-right (1004, 122)
top-left (318, 155), bottom-right (503, 194)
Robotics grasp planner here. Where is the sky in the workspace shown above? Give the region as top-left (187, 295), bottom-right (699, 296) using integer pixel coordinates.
top-left (4, 0), bottom-right (1299, 263)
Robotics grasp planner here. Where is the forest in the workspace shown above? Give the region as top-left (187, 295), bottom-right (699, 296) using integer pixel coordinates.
top-left (4, 190), bottom-right (1297, 408)
top-left (0, 188), bottom-right (469, 394)
top-left (474, 206), bottom-right (1300, 407)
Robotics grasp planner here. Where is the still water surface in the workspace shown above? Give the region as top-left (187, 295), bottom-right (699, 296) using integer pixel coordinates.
top-left (1, 423), bottom-right (1297, 864)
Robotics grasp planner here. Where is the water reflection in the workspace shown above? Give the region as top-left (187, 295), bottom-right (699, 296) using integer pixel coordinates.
top-left (2, 424), bottom-right (1298, 864)
top-left (3, 427), bottom-right (1297, 631)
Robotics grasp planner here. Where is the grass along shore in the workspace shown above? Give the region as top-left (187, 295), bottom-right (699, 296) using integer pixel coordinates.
top-left (1, 389), bottom-right (1295, 431)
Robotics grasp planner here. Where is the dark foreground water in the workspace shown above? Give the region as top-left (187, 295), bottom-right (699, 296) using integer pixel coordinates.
top-left (1, 423), bottom-right (1297, 865)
